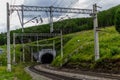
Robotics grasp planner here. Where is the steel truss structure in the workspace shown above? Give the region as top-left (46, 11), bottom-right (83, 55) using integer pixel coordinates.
top-left (6, 3), bottom-right (100, 72)
top-left (13, 32), bottom-right (62, 63)
top-left (14, 33), bottom-right (60, 37)
top-left (10, 5), bottom-right (93, 14)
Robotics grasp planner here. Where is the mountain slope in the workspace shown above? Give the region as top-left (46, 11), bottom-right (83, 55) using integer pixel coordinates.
top-left (52, 26), bottom-right (120, 73)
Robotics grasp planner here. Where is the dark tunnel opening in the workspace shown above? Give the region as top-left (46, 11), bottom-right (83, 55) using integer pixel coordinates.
top-left (41, 53), bottom-right (54, 64)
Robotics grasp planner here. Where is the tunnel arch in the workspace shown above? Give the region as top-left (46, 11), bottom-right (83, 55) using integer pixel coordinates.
top-left (41, 53), bottom-right (54, 64)
top-left (38, 49), bottom-right (56, 64)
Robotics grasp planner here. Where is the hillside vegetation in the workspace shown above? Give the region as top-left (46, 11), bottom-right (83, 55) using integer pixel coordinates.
top-left (52, 26), bottom-right (120, 73)
top-left (0, 63), bottom-right (32, 80)
top-left (0, 5), bottom-right (120, 45)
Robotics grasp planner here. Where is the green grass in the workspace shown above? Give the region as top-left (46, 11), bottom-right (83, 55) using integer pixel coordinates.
top-left (0, 63), bottom-right (32, 80)
top-left (52, 26), bottom-right (120, 72)
top-left (0, 26), bottom-right (120, 75)
top-left (0, 44), bottom-right (32, 80)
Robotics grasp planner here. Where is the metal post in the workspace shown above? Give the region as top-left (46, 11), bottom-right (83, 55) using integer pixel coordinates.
top-left (20, 52), bottom-right (21, 63)
top-left (53, 40), bottom-right (55, 50)
top-left (61, 30), bottom-right (63, 59)
top-left (7, 3), bottom-right (11, 72)
top-left (50, 6), bottom-right (53, 33)
top-left (21, 5), bottom-right (24, 32)
top-left (21, 5), bottom-right (25, 62)
top-left (13, 33), bottom-right (16, 64)
top-left (93, 4), bottom-right (100, 61)
top-left (60, 30), bottom-right (63, 67)
top-left (31, 47), bottom-right (33, 62)
top-left (37, 35), bottom-right (39, 52)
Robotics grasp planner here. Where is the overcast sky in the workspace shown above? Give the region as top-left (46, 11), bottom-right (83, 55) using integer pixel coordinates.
top-left (0, 0), bottom-right (120, 33)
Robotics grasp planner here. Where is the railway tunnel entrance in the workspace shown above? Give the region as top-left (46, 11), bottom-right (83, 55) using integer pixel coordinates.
top-left (38, 49), bottom-right (56, 64)
top-left (41, 53), bottom-right (54, 64)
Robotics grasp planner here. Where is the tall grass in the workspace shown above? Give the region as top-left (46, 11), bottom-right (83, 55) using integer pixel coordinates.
top-left (52, 26), bottom-right (120, 71)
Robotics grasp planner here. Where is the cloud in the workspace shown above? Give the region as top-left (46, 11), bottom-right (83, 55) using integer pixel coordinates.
top-left (98, 0), bottom-right (120, 10)
top-left (0, 0), bottom-right (120, 32)
top-left (0, 24), bottom-right (6, 33)
top-left (0, 0), bottom-right (24, 33)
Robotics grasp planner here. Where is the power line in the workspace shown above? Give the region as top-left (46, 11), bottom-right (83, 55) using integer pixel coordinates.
top-left (57, 0), bottom-right (65, 7)
top-left (10, 0), bottom-right (13, 5)
top-left (67, 0), bottom-right (79, 8)
top-left (71, 0), bottom-right (99, 18)
top-left (56, 0), bottom-right (70, 17)
top-left (61, 0), bottom-right (69, 7)
top-left (63, 0), bottom-right (79, 18)
top-left (13, 0), bottom-right (16, 5)
top-left (96, 0), bottom-right (102, 4)
top-left (52, 0), bottom-right (58, 6)
top-left (52, 0), bottom-right (79, 18)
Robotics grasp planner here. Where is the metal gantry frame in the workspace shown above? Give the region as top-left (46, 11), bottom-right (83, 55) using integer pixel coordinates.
top-left (6, 3), bottom-right (100, 72)
top-left (10, 5), bottom-right (93, 33)
top-left (12, 33), bottom-right (60, 64)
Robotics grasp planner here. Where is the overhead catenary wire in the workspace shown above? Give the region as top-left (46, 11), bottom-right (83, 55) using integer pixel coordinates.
top-left (70, 0), bottom-right (99, 18)
top-left (60, 0), bottom-right (69, 7)
top-left (46, 0), bottom-right (79, 20)
top-left (67, 0), bottom-right (79, 8)
top-left (13, 0), bottom-right (16, 5)
top-left (10, 0), bottom-right (13, 5)
top-left (52, 0), bottom-right (58, 6)
top-left (62, 0), bottom-right (79, 18)
top-left (56, 0), bottom-right (65, 7)
top-left (56, 0), bottom-right (79, 18)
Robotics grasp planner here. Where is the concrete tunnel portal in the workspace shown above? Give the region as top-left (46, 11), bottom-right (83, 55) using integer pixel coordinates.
top-left (34, 49), bottom-right (56, 64)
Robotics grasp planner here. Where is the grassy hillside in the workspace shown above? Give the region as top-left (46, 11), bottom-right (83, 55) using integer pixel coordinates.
top-left (0, 26), bottom-right (120, 76)
top-left (52, 26), bottom-right (120, 73)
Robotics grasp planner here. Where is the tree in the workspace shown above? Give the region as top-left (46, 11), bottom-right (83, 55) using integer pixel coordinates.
top-left (115, 8), bottom-right (120, 33)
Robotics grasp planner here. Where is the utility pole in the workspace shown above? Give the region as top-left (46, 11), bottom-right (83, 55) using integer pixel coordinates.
top-left (37, 35), bottom-right (39, 52)
top-left (60, 30), bottom-right (63, 67)
top-left (53, 40), bottom-right (55, 50)
top-left (7, 3), bottom-right (11, 72)
top-left (61, 30), bottom-right (63, 60)
top-left (31, 47), bottom-right (33, 62)
top-left (50, 6), bottom-right (54, 33)
top-left (21, 5), bottom-right (25, 62)
top-left (93, 4), bottom-right (100, 61)
top-left (13, 33), bottom-right (16, 64)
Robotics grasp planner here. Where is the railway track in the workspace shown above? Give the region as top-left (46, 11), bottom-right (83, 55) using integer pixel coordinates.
top-left (29, 65), bottom-right (81, 80)
top-left (29, 65), bottom-right (120, 80)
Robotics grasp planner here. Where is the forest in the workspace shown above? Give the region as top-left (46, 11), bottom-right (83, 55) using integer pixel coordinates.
top-left (0, 5), bottom-right (120, 45)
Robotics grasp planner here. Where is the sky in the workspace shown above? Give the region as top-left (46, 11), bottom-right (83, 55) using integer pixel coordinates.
top-left (0, 0), bottom-right (120, 33)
